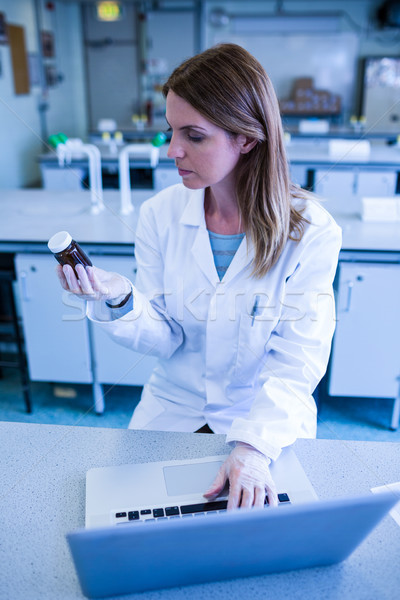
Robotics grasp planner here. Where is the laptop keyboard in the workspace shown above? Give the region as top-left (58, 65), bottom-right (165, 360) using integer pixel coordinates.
top-left (114, 493), bottom-right (291, 524)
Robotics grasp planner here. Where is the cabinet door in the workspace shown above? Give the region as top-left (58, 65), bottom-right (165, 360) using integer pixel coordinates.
top-left (329, 262), bottom-right (400, 398)
top-left (313, 169), bottom-right (356, 212)
top-left (289, 164), bottom-right (308, 188)
top-left (15, 254), bottom-right (92, 383)
top-left (89, 254), bottom-right (157, 386)
top-left (357, 170), bottom-right (397, 198)
top-left (40, 165), bottom-right (86, 190)
top-left (154, 167), bottom-right (181, 191)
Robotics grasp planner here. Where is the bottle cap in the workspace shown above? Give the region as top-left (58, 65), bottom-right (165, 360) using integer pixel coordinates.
top-left (48, 231), bottom-right (72, 253)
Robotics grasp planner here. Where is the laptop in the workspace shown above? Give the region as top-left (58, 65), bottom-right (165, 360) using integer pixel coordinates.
top-left (84, 447), bottom-right (317, 528)
top-left (67, 449), bottom-right (398, 598)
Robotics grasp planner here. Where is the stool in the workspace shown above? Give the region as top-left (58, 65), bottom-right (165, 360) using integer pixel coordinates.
top-left (0, 269), bottom-right (32, 413)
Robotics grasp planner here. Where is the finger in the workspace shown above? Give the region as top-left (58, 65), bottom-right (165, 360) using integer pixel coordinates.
top-left (227, 482), bottom-right (242, 510)
top-left (86, 266), bottom-right (109, 296)
top-left (254, 486), bottom-right (266, 508)
top-left (239, 488), bottom-right (254, 509)
top-left (75, 265), bottom-right (96, 296)
top-left (204, 465), bottom-right (227, 498)
top-left (56, 265), bottom-right (69, 291)
top-left (63, 264), bottom-right (81, 294)
top-left (265, 484), bottom-right (278, 507)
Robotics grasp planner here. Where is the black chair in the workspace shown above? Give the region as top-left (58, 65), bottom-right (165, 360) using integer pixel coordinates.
top-left (0, 268), bottom-right (32, 413)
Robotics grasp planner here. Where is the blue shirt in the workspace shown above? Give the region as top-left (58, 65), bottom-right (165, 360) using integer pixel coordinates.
top-left (208, 231), bottom-right (245, 281)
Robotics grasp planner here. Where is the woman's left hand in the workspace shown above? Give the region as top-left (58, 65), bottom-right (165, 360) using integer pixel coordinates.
top-left (203, 442), bottom-right (278, 509)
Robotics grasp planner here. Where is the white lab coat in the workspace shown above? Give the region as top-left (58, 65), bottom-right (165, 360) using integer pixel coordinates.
top-left (88, 184), bottom-right (341, 461)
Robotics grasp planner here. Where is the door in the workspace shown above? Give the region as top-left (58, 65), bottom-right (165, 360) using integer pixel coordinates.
top-left (329, 261), bottom-right (400, 398)
top-left (83, 3), bottom-right (139, 129)
top-left (15, 254), bottom-right (92, 383)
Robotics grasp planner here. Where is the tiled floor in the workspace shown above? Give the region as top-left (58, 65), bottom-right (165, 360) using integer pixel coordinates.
top-left (1, 368), bottom-right (399, 443)
top-left (317, 394), bottom-right (400, 442)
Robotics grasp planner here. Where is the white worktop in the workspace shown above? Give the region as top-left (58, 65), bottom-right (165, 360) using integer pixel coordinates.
top-left (324, 198), bottom-right (400, 253)
top-left (0, 189), bottom-right (153, 249)
top-left (287, 139), bottom-right (400, 166)
top-left (2, 188), bottom-right (400, 254)
top-left (1, 422), bottom-right (399, 600)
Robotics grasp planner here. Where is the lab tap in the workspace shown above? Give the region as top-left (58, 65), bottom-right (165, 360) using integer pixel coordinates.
top-left (48, 134), bottom-right (105, 215)
top-left (118, 144), bottom-right (158, 215)
top-left (118, 133), bottom-right (166, 215)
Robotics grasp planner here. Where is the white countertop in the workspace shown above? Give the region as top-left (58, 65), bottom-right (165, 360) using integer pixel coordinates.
top-left (287, 139), bottom-right (400, 167)
top-left (1, 422), bottom-right (399, 600)
top-left (1, 189), bottom-right (400, 253)
top-left (328, 211), bottom-right (400, 253)
top-left (0, 189), bottom-right (153, 248)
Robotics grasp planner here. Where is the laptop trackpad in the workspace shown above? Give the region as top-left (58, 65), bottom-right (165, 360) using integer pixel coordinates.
top-left (163, 461), bottom-right (224, 496)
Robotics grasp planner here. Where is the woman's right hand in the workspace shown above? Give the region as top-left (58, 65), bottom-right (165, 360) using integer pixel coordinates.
top-left (56, 264), bottom-right (131, 304)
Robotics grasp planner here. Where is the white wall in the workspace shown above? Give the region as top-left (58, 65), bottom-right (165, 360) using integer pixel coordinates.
top-left (205, 0), bottom-right (400, 119)
top-left (205, 0), bottom-right (400, 56)
top-left (0, 0), bottom-right (87, 189)
top-left (0, 0), bottom-right (398, 188)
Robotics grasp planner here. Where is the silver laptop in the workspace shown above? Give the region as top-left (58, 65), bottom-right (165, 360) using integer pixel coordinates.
top-left (67, 450), bottom-right (398, 598)
top-left (84, 447), bottom-right (317, 528)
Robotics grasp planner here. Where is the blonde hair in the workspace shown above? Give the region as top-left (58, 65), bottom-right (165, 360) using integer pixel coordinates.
top-left (163, 43), bottom-right (309, 278)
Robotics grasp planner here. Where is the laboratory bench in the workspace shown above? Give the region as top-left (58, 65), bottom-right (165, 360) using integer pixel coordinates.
top-left (0, 190), bottom-right (155, 415)
top-left (0, 422), bottom-right (399, 600)
top-left (38, 140), bottom-right (400, 195)
top-left (38, 143), bottom-right (179, 192)
top-left (1, 188), bottom-right (400, 428)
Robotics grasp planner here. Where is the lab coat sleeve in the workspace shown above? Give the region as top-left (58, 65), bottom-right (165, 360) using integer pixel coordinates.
top-left (226, 221), bottom-right (342, 461)
top-left (87, 200), bottom-right (184, 359)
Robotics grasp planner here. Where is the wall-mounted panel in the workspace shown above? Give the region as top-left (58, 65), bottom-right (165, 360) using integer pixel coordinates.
top-left (8, 24), bottom-right (30, 95)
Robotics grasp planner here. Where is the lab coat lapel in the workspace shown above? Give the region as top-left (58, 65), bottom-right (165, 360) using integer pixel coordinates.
top-left (191, 227), bottom-right (219, 285)
top-left (223, 236), bottom-right (255, 285)
top-left (180, 189), bottom-right (219, 286)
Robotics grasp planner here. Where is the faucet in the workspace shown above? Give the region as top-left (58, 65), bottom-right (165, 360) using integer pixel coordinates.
top-left (49, 134), bottom-right (105, 215)
top-left (118, 143), bottom-right (160, 215)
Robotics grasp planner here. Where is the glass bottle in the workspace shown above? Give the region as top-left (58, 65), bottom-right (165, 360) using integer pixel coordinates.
top-left (48, 231), bottom-right (92, 278)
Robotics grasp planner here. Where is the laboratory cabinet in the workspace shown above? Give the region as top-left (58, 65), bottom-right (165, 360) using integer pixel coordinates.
top-left (313, 168), bottom-right (397, 211)
top-left (13, 245), bottom-right (400, 426)
top-left (328, 256), bottom-right (400, 429)
top-left (14, 251), bottom-right (157, 412)
top-left (15, 254), bottom-right (92, 383)
top-left (41, 163), bottom-right (154, 191)
top-left (153, 165), bottom-right (182, 191)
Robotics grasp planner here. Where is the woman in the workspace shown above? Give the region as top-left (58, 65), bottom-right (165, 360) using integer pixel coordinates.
top-left (57, 43), bottom-right (341, 510)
